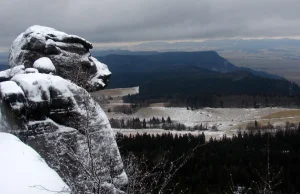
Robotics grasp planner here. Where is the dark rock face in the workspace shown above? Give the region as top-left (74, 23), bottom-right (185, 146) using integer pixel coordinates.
top-left (9, 25), bottom-right (111, 92)
top-left (0, 26), bottom-right (127, 193)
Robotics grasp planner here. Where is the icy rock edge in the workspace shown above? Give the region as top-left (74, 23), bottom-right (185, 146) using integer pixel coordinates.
top-left (0, 26), bottom-right (127, 194)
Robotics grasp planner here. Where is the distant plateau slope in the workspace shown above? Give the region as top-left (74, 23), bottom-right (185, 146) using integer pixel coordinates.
top-left (95, 51), bottom-right (299, 98)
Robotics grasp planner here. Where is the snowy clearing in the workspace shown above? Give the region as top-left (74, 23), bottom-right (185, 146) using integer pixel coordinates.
top-left (93, 86), bottom-right (139, 98)
top-left (94, 87), bottom-right (300, 139)
top-left (108, 107), bottom-right (288, 130)
top-left (109, 107), bottom-right (297, 139)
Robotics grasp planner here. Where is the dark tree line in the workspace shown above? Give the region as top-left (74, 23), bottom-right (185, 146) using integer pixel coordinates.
top-left (109, 117), bottom-right (171, 129)
top-left (110, 116), bottom-right (208, 131)
top-left (124, 94), bottom-right (300, 109)
top-left (117, 127), bottom-right (300, 193)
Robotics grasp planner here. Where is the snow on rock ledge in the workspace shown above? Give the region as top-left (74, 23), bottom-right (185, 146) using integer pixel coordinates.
top-left (0, 65), bottom-right (25, 82)
top-left (0, 80), bottom-right (24, 97)
top-left (25, 68), bottom-right (39, 74)
top-left (33, 57), bottom-right (56, 73)
top-left (8, 25), bottom-right (111, 91)
top-left (0, 132), bottom-right (70, 194)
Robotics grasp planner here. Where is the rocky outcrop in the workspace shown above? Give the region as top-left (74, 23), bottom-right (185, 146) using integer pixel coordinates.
top-left (9, 25), bottom-right (111, 92)
top-left (0, 26), bottom-right (127, 193)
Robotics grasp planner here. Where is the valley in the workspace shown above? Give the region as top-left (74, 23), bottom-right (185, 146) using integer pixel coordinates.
top-left (92, 87), bottom-right (300, 140)
top-left (223, 52), bottom-right (300, 85)
top-left (2, 2), bottom-right (300, 192)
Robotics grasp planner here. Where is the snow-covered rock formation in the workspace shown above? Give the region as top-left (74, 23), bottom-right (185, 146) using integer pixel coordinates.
top-left (0, 132), bottom-right (70, 194)
top-left (0, 26), bottom-right (127, 193)
top-left (8, 25), bottom-right (111, 92)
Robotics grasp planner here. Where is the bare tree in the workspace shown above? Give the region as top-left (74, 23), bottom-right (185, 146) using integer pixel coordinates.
top-left (122, 141), bottom-right (205, 194)
top-left (228, 132), bottom-right (283, 194)
top-left (251, 133), bottom-right (283, 194)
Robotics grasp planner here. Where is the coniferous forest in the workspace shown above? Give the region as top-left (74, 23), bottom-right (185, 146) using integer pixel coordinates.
top-left (117, 127), bottom-right (300, 193)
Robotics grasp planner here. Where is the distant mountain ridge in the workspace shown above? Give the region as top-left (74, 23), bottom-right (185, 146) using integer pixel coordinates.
top-left (95, 51), bottom-right (300, 99)
top-left (123, 38), bottom-right (300, 53)
top-left (95, 50), bottom-right (282, 80)
top-left (91, 49), bottom-right (159, 57)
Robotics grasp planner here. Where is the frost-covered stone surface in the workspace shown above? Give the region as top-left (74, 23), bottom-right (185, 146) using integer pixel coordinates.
top-left (0, 26), bottom-right (127, 193)
top-left (0, 73), bottom-right (128, 193)
top-left (9, 25), bottom-right (111, 92)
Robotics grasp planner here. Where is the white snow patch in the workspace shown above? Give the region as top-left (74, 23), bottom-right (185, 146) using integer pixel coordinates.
top-left (26, 25), bottom-right (68, 41)
top-left (93, 86), bottom-right (139, 98)
top-left (89, 57), bottom-right (111, 88)
top-left (0, 132), bottom-right (70, 194)
top-left (109, 107), bottom-right (289, 139)
top-left (11, 73), bottom-right (75, 102)
top-left (25, 68), bottom-right (39, 74)
top-left (0, 65), bottom-right (25, 79)
top-left (0, 70), bottom-right (7, 78)
top-left (0, 81), bottom-right (24, 97)
top-left (33, 57), bottom-right (56, 73)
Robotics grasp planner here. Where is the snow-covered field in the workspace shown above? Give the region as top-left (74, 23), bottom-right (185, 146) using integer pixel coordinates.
top-left (95, 87), bottom-right (300, 139)
top-left (109, 107), bottom-right (287, 129)
top-left (0, 133), bottom-right (70, 194)
top-left (92, 86), bottom-right (139, 98)
top-left (109, 107), bottom-right (298, 139)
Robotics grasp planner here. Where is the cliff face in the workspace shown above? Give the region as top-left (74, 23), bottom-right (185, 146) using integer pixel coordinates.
top-left (0, 26), bottom-right (127, 193)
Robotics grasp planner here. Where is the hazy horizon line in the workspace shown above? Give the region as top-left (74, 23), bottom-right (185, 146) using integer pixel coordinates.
top-left (2, 36), bottom-right (300, 52)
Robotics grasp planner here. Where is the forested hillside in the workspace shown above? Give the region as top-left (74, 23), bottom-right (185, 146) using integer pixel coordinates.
top-left (118, 127), bottom-right (300, 193)
top-left (95, 51), bottom-right (300, 108)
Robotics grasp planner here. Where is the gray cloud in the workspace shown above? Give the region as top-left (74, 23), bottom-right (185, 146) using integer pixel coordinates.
top-left (0, 0), bottom-right (300, 49)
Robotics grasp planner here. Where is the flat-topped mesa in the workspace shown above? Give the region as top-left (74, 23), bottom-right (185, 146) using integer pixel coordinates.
top-left (8, 25), bottom-right (111, 92)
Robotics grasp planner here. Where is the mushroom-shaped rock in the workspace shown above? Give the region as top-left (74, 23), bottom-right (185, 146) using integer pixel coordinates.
top-left (9, 25), bottom-right (111, 91)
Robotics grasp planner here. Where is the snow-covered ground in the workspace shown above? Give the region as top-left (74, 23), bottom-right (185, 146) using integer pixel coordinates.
top-left (0, 133), bottom-right (70, 194)
top-left (93, 86), bottom-right (139, 98)
top-left (109, 107), bottom-right (287, 130)
top-left (95, 87), bottom-right (299, 139)
top-left (109, 107), bottom-right (293, 139)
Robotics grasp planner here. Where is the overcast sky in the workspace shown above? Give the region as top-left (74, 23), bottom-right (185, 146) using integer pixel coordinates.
top-left (1, 0), bottom-right (300, 49)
